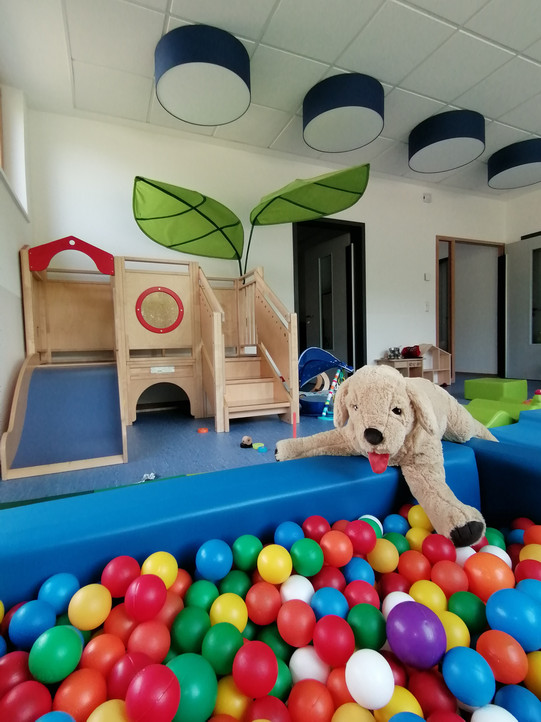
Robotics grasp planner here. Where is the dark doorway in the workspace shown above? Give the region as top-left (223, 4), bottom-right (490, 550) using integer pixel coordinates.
top-left (293, 219), bottom-right (366, 370)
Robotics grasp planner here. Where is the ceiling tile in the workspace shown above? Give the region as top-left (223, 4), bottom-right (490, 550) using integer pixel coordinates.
top-left (439, 160), bottom-right (489, 191)
top-left (148, 95), bottom-right (216, 135)
top-left (318, 136), bottom-right (396, 166)
top-left (401, 0), bottom-right (490, 25)
top-left (465, 0), bottom-right (541, 51)
top-left (169, 0), bottom-right (277, 41)
top-left (261, 0), bottom-right (383, 63)
top-left (483, 121), bottom-right (536, 156)
top-left (383, 88), bottom-right (445, 141)
top-left (370, 141), bottom-right (409, 176)
top-left (337, 3), bottom-right (455, 85)
top-left (498, 94), bottom-right (541, 135)
top-left (401, 31), bottom-right (513, 103)
top-left (214, 104), bottom-right (293, 148)
top-left (125, 0), bottom-right (169, 12)
top-left (525, 38), bottom-right (541, 64)
top-left (73, 62), bottom-right (153, 122)
top-left (269, 115), bottom-right (324, 160)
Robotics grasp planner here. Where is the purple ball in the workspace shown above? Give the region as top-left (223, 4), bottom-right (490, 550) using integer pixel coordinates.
top-left (386, 601), bottom-right (446, 669)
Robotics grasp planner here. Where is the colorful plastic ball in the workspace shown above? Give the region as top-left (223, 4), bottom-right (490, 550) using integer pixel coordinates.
top-left (359, 514), bottom-right (384, 537)
top-left (302, 515), bottom-right (331, 542)
top-left (103, 603), bottom-right (138, 645)
top-left (185, 579), bottom-right (219, 610)
top-left (520, 543), bottom-right (541, 563)
top-left (347, 603), bottom-right (386, 650)
top-left (524, 525), bottom-right (541, 545)
top-left (345, 649), bottom-right (395, 710)
top-left (37, 712), bottom-right (77, 721)
top-left (381, 591), bottom-right (413, 619)
top-left (454, 545), bottom-right (476, 567)
top-left (0, 679), bottom-right (52, 720)
top-left (125, 663), bottom-right (180, 722)
top-left (0, 650), bottom-right (32, 698)
top-left (378, 572), bottom-right (410, 598)
top-left (246, 581), bottom-right (282, 625)
top-left (408, 579), bottom-right (447, 613)
top-left (476, 629), bottom-right (528, 684)
top-left (233, 640), bottom-right (278, 696)
top-left (386, 601), bottom-right (447, 669)
top-left (232, 534), bottom-right (263, 571)
top-left (107, 651), bottom-right (153, 700)
top-left (407, 669), bottom-right (457, 718)
top-left (485, 526), bottom-right (506, 548)
top-left (512, 516), bottom-right (535, 531)
top-left (280, 574), bottom-right (315, 604)
top-left (407, 505), bottom-right (433, 532)
top-left (517, 578), bottom-right (541, 604)
top-left (53, 667), bottom-right (107, 721)
top-left (344, 519), bottom-right (377, 554)
top-left (311, 566), bottom-right (346, 591)
top-left (287, 679), bottom-right (335, 722)
top-left (515, 559), bottom-right (541, 582)
top-left (382, 532), bottom-right (410, 556)
top-left (506, 528), bottom-right (525, 545)
top-left (245, 695), bottom-right (291, 722)
top-left (380, 650), bottom-right (408, 688)
top-left (313, 614), bottom-right (355, 666)
top-left (480, 544), bottom-right (513, 567)
top-left (275, 521), bottom-right (305, 549)
top-left (209, 593), bottom-right (248, 633)
top-left (332, 702), bottom-right (375, 722)
top-left (344, 579), bottom-right (379, 609)
top-left (422, 534), bottom-right (456, 564)
top-left (38, 573), bottom-right (80, 615)
top-left (373, 685), bottom-right (423, 721)
top-left (332, 519), bottom-right (350, 532)
top-left (213, 675), bottom-right (250, 718)
top-left (9, 599), bottom-right (57, 649)
top-left (426, 713), bottom-right (464, 722)
top-left (196, 539), bottom-right (233, 582)
top-left (127, 620), bottom-right (170, 662)
top-left (257, 624), bottom-right (293, 663)
top-left (0, 634), bottom-right (6, 656)
top-left (448, 590), bottom-right (487, 635)
top-left (327, 666), bottom-right (355, 708)
top-left (85, 700), bottom-right (126, 722)
top-left (383, 513), bottom-right (410, 536)
top-left (289, 645), bottom-right (330, 685)
top-left (290, 538), bottom-right (324, 577)
top-left (387, 714), bottom-right (424, 722)
top-left (155, 590), bottom-right (183, 629)
top-left (220, 571), bottom-right (252, 599)
top-left (68, 584), bottom-right (112, 631)
top-left (167, 652), bottom-right (218, 722)
top-left (169, 568), bottom-right (192, 598)
top-left (397, 550), bottom-right (431, 584)
top-left (141, 551), bottom-right (178, 589)
top-left (367, 538), bottom-right (400, 574)
top-left (101, 556), bottom-right (140, 598)
top-left (272, 656), bottom-right (292, 700)
top-left (470, 704), bottom-right (521, 721)
top-left (125, 574), bottom-right (167, 622)
top-left (464, 552), bottom-right (515, 602)
top-left (201, 622), bottom-right (243, 675)
top-left (320, 530), bottom-right (354, 567)
top-left (430, 560), bottom-right (468, 598)
top-left (80, 633), bottom-right (125, 678)
top-left (310, 586), bottom-right (349, 619)
top-left (441, 646), bottom-right (496, 708)
top-left (258, 544), bottom-right (293, 584)
top-left (405, 527), bottom-right (432, 552)
top-left (524, 650), bottom-right (541, 698)
top-left (29, 625), bottom-right (83, 684)
top-left (485, 587), bottom-right (541, 652)
top-left (277, 599), bottom-right (316, 647)
top-left (437, 610), bottom-right (470, 650)
top-left (494, 683), bottom-right (541, 722)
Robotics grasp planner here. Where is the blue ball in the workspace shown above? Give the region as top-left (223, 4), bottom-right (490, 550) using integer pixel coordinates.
top-left (494, 684), bottom-right (541, 722)
top-left (0, 635), bottom-right (6, 657)
top-left (195, 538), bottom-right (233, 582)
top-left (506, 528), bottom-right (524, 545)
top-left (36, 712), bottom-right (77, 721)
top-left (383, 513), bottom-right (410, 536)
top-left (38, 572), bottom-right (80, 615)
top-left (517, 578), bottom-right (541, 606)
top-left (9, 599), bottom-right (57, 649)
top-left (310, 586), bottom-right (349, 619)
top-left (389, 714), bottom-right (424, 722)
top-left (442, 646), bottom-right (496, 708)
top-left (486, 587), bottom-right (541, 652)
top-left (342, 556), bottom-right (376, 585)
top-left (274, 521), bottom-right (304, 550)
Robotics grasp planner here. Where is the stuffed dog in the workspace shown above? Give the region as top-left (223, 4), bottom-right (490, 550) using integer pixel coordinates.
top-left (276, 364), bottom-right (498, 546)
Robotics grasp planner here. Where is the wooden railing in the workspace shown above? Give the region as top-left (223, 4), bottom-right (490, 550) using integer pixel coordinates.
top-left (198, 269), bottom-right (227, 432)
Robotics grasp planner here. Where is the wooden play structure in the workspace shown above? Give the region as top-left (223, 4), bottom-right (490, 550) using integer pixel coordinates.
top-left (1, 237), bottom-right (299, 480)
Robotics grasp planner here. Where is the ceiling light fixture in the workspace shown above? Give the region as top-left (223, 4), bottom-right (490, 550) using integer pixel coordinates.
top-left (488, 138), bottom-right (541, 189)
top-left (154, 24), bottom-right (250, 126)
top-left (303, 73), bottom-right (384, 153)
top-left (408, 109), bottom-right (485, 173)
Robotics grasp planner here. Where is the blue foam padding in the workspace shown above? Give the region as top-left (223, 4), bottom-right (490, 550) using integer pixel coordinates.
top-left (13, 365), bottom-right (123, 468)
top-left (0, 445), bottom-right (479, 607)
top-left (490, 410), bottom-right (541, 449)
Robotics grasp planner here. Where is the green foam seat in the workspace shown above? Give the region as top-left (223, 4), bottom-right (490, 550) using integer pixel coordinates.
top-left (464, 377), bottom-right (528, 402)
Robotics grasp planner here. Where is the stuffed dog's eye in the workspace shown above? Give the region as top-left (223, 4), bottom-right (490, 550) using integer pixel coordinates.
top-left (392, 407), bottom-right (402, 415)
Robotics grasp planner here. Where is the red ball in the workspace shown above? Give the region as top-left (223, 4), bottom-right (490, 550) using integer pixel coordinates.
top-left (310, 566), bottom-right (346, 591)
top-left (101, 555), bottom-right (140, 598)
top-left (399, 503), bottom-right (414, 519)
top-left (422, 534), bottom-right (456, 565)
top-left (344, 519), bottom-right (377, 554)
top-left (277, 599), bottom-right (316, 647)
top-left (245, 691), bottom-right (291, 722)
top-left (0, 650), bottom-right (32, 699)
top-left (246, 581), bottom-right (282, 625)
top-left (53, 668), bottom-right (107, 721)
top-left (515, 558), bottom-right (541, 582)
top-left (507, 543), bottom-right (523, 569)
top-left (524, 525), bottom-right (541, 545)
top-left (511, 517), bottom-right (535, 531)
top-left (464, 552), bottom-right (515, 602)
top-left (326, 666), bottom-right (355, 707)
top-left (476, 629), bottom-right (528, 684)
top-left (103, 602), bottom-right (138, 645)
top-left (302, 515), bottom-right (331, 542)
top-left (472, 535), bottom-right (489, 551)
top-left (408, 669), bottom-right (457, 717)
top-left (431, 560), bottom-right (469, 598)
top-left (313, 615), bottom-right (355, 667)
top-left (107, 651), bottom-right (154, 700)
top-left (378, 571), bottom-right (410, 597)
top-left (80, 633), bottom-right (126, 678)
top-left (0, 602), bottom-right (26, 636)
top-left (344, 579), bottom-right (380, 608)
top-left (125, 574), bottom-right (167, 622)
top-left (332, 519), bottom-right (350, 533)
top-left (232, 640), bottom-right (278, 698)
top-left (0, 679), bottom-right (52, 721)
top-left (380, 650), bottom-right (408, 687)
top-left (288, 679), bottom-right (335, 722)
top-left (319, 530), bottom-right (354, 568)
top-left (125, 663), bottom-right (181, 722)
top-left (127, 620), bottom-right (171, 663)
top-left (169, 568), bottom-right (192, 597)
top-left (155, 590), bottom-right (184, 628)
top-left (398, 550), bottom-right (432, 584)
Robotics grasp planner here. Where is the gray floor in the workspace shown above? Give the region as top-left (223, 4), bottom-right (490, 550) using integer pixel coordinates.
top-left (1, 372), bottom-right (539, 506)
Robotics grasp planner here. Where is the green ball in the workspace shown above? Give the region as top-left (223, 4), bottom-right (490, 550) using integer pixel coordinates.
top-left (485, 527), bottom-right (506, 550)
top-left (383, 531), bottom-right (410, 555)
top-left (167, 652), bottom-right (217, 722)
top-left (242, 618), bottom-right (258, 640)
top-left (28, 625), bottom-right (83, 684)
top-left (219, 570), bottom-right (251, 598)
top-left (270, 656), bottom-right (292, 700)
top-left (448, 590), bottom-right (487, 635)
top-left (185, 580), bottom-right (219, 611)
top-left (290, 538), bottom-right (324, 576)
top-left (232, 534), bottom-right (263, 571)
top-left (257, 623), bottom-right (293, 662)
top-left (347, 603), bottom-right (386, 650)
top-left (171, 606), bottom-right (211, 653)
top-left (56, 614), bottom-right (91, 644)
top-left (201, 621), bottom-right (243, 675)
top-left (360, 516), bottom-right (383, 538)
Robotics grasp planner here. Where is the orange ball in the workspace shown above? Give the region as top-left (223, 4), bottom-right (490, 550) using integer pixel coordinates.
top-left (320, 531), bottom-right (354, 568)
top-left (476, 629), bottom-right (529, 684)
top-left (80, 634), bottom-right (125, 678)
top-left (523, 525), bottom-right (541, 546)
top-left (464, 552), bottom-right (515, 602)
top-left (397, 550), bottom-right (431, 585)
top-left (431, 560), bottom-right (469, 598)
top-left (53, 668), bottom-right (107, 722)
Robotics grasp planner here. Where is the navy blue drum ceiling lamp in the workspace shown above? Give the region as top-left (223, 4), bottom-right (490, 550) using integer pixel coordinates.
top-left (488, 139), bottom-right (541, 189)
top-left (408, 109), bottom-right (485, 173)
top-left (303, 73), bottom-right (384, 152)
top-left (155, 24), bottom-right (250, 126)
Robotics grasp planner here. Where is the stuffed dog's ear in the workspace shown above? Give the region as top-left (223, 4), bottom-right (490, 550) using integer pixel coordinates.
top-left (406, 382), bottom-right (439, 437)
top-left (333, 376), bottom-right (351, 428)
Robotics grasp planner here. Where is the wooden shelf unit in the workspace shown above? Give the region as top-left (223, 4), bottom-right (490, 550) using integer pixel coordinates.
top-left (420, 344), bottom-right (452, 386)
top-left (376, 357), bottom-right (423, 378)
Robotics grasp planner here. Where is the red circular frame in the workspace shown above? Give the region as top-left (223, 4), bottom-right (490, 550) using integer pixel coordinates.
top-left (135, 286), bottom-right (184, 334)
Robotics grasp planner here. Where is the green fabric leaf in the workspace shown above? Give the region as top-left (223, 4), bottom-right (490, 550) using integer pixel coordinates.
top-left (133, 176), bottom-right (243, 262)
top-left (249, 163), bottom-right (370, 226)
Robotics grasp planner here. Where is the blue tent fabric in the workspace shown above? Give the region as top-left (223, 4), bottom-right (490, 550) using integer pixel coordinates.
top-left (298, 347), bottom-right (353, 389)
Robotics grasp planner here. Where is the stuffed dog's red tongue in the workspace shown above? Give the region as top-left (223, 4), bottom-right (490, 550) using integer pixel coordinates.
top-left (368, 452), bottom-right (389, 474)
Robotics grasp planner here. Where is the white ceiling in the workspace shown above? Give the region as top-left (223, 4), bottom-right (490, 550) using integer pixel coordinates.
top-left (2, 0), bottom-right (541, 196)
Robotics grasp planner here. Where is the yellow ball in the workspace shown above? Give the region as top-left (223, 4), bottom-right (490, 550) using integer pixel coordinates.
top-left (366, 538), bottom-right (399, 574)
top-left (437, 610), bottom-right (470, 651)
top-left (210, 592), bottom-right (248, 632)
top-left (257, 544), bottom-right (292, 584)
top-left (524, 650), bottom-right (541, 699)
top-left (405, 526), bottom-right (431, 551)
top-left (407, 505), bottom-right (434, 532)
top-left (332, 702), bottom-right (375, 722)
top-left (409, 579), bottom-right (447, 614)
top-left (87, 699), bottom-right (129, 721)
top-left (68, 583), bottom-right (112, 631)
top-left (519, 544), bottom-right (541, 563)
top-left (141, 551), bottom-right (178, 589)
top-left (0, 599), bottom-right (4, 625)
top-left (214, 674), bottom-right (250, 718)
top-left (373, 685), bottom-right (423, 722)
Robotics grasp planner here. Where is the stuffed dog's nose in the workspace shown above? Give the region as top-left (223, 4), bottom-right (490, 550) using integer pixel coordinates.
top-left (364, 427), bottom-right (383, 445)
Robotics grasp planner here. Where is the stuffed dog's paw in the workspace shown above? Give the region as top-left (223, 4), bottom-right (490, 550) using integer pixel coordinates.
top-left (450, 520), bottom-right (485, 547)
top-left (275, 439), bottom-right (291, 462)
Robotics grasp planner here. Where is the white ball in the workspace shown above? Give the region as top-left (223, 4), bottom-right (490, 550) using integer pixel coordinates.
top-left (345, 649), bottom-right (395, 710)
top-left (381, 591), bottom-right (413, 619)
top-left (471, 704), bottom-right (519, 721)
top-left (280, 574), bottom-right (315, 603)
top-left (479, 545), bottom-right (513, 567)
top-left (289, 645), bottom-right (330, 684)
top-left (455, 545), bottom-right (477, 566)
top-left (359, 514), bottom-right (383, 535)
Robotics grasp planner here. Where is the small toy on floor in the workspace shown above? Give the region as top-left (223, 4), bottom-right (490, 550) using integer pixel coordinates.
top-left (240, 436), bottom-right (253, 448)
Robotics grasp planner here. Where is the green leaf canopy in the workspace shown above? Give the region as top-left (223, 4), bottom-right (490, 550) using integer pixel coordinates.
top-left (133, 176), bottom-right (244, 271)
top-left (249, 163), bottom-right (370, 226)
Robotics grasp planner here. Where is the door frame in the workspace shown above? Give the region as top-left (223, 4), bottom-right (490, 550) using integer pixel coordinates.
top-left (436, 235), bottom-right (505, 379)
top-left (293, 218), bottom-right (367, 369)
